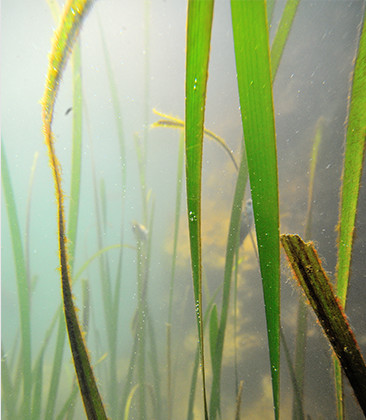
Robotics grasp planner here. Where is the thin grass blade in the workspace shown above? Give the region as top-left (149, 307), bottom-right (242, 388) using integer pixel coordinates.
top-left (187, 286), bottom-right (222, 420)
top-left (31, 353), bottom-right (44, 420)
top-left (97, 26), bottom-right (128, 414)
top-left (271, 0), bottom-right (300, 80)
top-left (56, 384), bottom-right (79, 420)
top-left (209, 304), bottom-right (219, 373)
top-left (334, 10), bottom-right (366, 418)
top-left (1, 345), bottom-right (17, 419)
top-left (304, 117), bottom-right (324, 241)
top-left (336, 9), bottom-right (366, 307)
top-left (31, 307), bottom-right (59, 418)
top-left (1, 141), bottom-right (32, 418)
top-left (290, 117), bottom-right (324, 418)
top-left (231, 2), bottom-right (280, 419)
top-left (280, 329), bottom-right (304, 420)
top-left (165, 132), bottom-right (185, 420)
top-left (234, 380), bottom-right (244, 420)
top-left (25, 152), bottom-right (39, 298)
top-left (185, 2), bottom-right (214, 418)
top-left (168, 132), bottom-right (185, 324)
top-left (209, 144), bottom-right (248, 419)
top-left (45, 313), bottom-right (67, 418)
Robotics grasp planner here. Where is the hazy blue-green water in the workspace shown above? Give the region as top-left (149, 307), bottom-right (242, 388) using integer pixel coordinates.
top-left (2, 1), bottom-right (365, 419)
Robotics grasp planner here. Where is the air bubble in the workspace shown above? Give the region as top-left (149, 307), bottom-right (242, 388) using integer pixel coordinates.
top-left (189, 211), bottom-right (197, 222)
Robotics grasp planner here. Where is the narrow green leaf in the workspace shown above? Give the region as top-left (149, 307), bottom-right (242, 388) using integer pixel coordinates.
top-left (31, 308), bottom-right (59, 418)
top-left (209, 145), bottom-right (248, 418)
top-left (168, 132), bottom-right (185, 324)
top-left (292, 117), bottom-right (324, 418)
top-left (25, 152), bottom-right (39, 298)
top-left (120, 334), bottom-right (138, 416)
top-left (209, 304), bottom-right (219, 372)
top-left (97, 31), bottom-right (128, 412)
top-left (304, 117), bottom-right (324, 241)
top-left (334, 358), bottom-right (344, 420)
top-left (31, 353), bottom-right (44, 420)
top-left (166, 133), bottom-right (185, 419)
top-left (98, 16), bottom-right (126, 175)
top-left (185, 1), bottom-right (214, 418)
top-left (335, 11), bottom-right (366, 418)
top-left (231, 2), bottom-right (280, 419)
top-left (1, 345), bottom-right (17, 419)
top-left (267, 0), bottom-right (276, 24)
top-left (45, 311), bottom-right (66, 418)
top-left (280, 329), bottom-right (304, 420)
top-left (271, 0), bottom-right (300, 80)
top-left (147, 314), bottom-right (163, 420)
top-left (234, 380), bottom-right (244, 420)
top-left (1, 141), bottom-right (32, 418)
top-left (336, 9), bottom-right (366, 307)
top-left (56, 383), bottom-right (79, 420)
top-left (187, 286), bottom-right (222, 420)
top-left (74, 244), bottom-right (128, 282)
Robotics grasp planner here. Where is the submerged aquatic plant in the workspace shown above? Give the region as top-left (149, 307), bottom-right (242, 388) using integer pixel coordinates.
top-left (281, 234), bottom-right (366, 416)
top-left (41, 0), bottom-right (107, 418)
top-left (2, 1), bottom-right (365, 419)
top-left (2, 142), bottom-right (32, 419)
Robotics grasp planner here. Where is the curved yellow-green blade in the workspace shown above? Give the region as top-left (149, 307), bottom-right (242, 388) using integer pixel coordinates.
top-left (185, 1), bottom-right (214, 418)
top-left (44, 2), bottom-right (84, 413)
top-left (41, 0), bottom-right (107, 418)
top-left (231, 2), bottom-right (280, 419)
top-left (152, 109), bottom-right (239, 171)
top-left (123, 384), bottom-right (139, 420)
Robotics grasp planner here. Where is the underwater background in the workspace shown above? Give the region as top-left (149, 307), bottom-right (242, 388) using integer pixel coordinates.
top-left (2, 0), bottom-right (366, 419)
